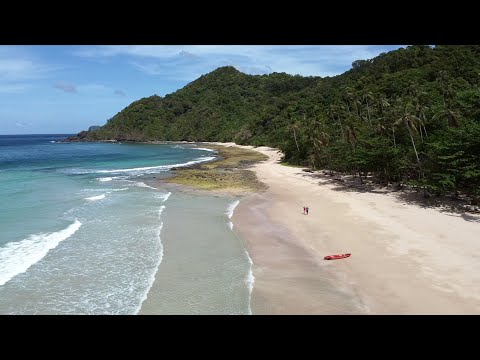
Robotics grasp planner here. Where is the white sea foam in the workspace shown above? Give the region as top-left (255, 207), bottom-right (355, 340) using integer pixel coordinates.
top-left (135, 205), bottom-right (166, 314)
top-left (96, 176), bottom-right (129, 182)
top-left (226, 200), bottom-right (240, 219)
top-left (225, 199), bottom-right (254, 314)
top-left (96, 156), bottom-right (217, 174)
top-left (0, 220), bottom-right (82, 286)
top-left (82, 188), bottom-right (127, 192)
top-left (85, 194), bottom-right (106, 201)
top-left (226, 200), bottom-right (239, 230)
top-left (155, 192), bottom-right (172, 202)
top-left (244, 250), bottom-right (255, 315)
top-left (64, 156), bottom-right (216, 176)
top-left (192, 147), bottom-right (216, 152)
top-left (134, 182), bottom-right (156, 189)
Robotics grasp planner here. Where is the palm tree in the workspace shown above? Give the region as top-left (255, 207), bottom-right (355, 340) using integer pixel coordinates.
top-left (377, 96), bottom-right (390, 115)
top-left (392, 125), bottom-right (397, 148)
top-left (433, 108), bottom-right (461, 127)
top-left (414, 100), bottom-right (429, 140)
top-left (314, 129), bottom-right (330, 149)
top-left (436, 71), bottom-right (454, 106)
top-left (394, 104), bottom-right (422, 163)
top-left (288, 120), bottom-right (301, 153)
top-left (308, 152), bottom-right (318, 170)
top-left (434, 72), bottom-right (460, 127)
top-left (327, 104), bottom-right (345, 138)
top-left (408, 86), bottom-right (430, 141)
top-left (344, 119), bottom-right (358, 150)
top-left (354, 98), bottom-right (363, 120)
top-left (361, 90), bottom-right (374, 126)
top-left (376, 96), bottom-right (396, 147)
top-left (343, 88), bottom-right (356, 115)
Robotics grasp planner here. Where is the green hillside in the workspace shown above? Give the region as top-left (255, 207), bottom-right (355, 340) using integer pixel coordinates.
top-left (85, 45), bottom-right (480, 198)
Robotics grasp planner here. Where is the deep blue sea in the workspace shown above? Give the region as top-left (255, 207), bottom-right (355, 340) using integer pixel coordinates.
top-left (0, 135), bottom-right (251, 314)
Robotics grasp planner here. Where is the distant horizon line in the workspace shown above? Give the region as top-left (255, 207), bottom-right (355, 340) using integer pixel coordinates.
top-left (0, 133), bottom-right (76, 136)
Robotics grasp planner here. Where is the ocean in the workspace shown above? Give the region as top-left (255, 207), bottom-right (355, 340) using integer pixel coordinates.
top-left (0, 135), bottom-right (252, 314)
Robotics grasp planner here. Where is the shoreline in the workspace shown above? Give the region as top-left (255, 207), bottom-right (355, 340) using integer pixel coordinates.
top-left (78, 139), bottom-right (480, 314)
top-left (158, 143), bottom-right (268, 196)
top-left (226, 143), bottom-right (480, 314)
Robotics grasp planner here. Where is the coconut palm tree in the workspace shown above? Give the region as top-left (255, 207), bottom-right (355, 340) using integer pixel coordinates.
top-left (433, 108), bottom-right (461, 127)
top-left (376, 96), bottom-right (396, 147)
top-left (394, 104), bottom-right (422, 163)
top-left (343, 87), bottom-right (356, 115)
top-left (408, 86), bottom-right (430, 141)
top-left (436, 71), bottom-right (456, 109)
top-left (392, 125), bottom-right (397, 148)
top-left (414, 100), bottom-right (429, 140)
top-left (327, 104), bottom-right (344, 137)
top-left (344, 119), bottom-right (359, 150)
top-left (361, 90), bottom-right (374, 126)
top-left (308, 152), bottom-right (318, 170)
top-left (288, 120), bottom-right (301, 153)
top-left (377, 96), bottom-right (390, 115)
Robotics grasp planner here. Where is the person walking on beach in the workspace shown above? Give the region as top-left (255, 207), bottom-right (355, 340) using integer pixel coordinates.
top-left (303, 206), bottom-right (306, 215)
top-left (306, 206), bottom-right (309, 215)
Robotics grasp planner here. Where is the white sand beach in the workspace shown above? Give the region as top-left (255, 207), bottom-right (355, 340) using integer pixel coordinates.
top-left (219, 143), bottom-right (480, 314)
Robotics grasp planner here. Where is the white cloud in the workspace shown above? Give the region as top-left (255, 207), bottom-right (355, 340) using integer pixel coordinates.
top-left (73, 45), bottom-right (178, 59)
top-left (0, 59), bottom-right (41, 81)
top-left (72, 45), bottom-right (405, 79)
top-left (0, 48), bottom-right (54, 81)
top-left (236, 64), bottom-right (272, 75)
top-left (0, 83), bottom-right (31, 94)
top-left (0, 46), bottom-right (56, 94)
top-left (131, 61), bottom-right (165, 75)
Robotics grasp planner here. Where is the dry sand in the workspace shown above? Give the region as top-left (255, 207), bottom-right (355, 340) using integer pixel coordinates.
top-left (212, 143), bottom-right (480, 314)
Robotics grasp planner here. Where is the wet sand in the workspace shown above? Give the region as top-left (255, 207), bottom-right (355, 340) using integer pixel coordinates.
top-left (227, 144), bottom-right (480, 314)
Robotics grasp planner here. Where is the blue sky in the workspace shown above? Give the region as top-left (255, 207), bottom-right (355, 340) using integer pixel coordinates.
top-left (0, 45), bottom-right (405, 135)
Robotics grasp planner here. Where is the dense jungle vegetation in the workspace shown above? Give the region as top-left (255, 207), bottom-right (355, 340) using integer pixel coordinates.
top-left (83, 46), bottom-right (480, 197)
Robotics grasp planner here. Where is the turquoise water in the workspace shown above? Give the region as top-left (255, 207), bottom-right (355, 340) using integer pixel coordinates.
top-left (0, 135), bottom-right (250, 314)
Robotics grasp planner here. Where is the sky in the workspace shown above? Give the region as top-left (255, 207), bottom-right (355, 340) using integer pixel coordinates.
top-left (0, 45), bottom-right (405, 135)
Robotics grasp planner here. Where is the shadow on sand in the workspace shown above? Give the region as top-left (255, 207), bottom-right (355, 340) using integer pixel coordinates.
top-left (296, 169), bottom-right (480, 224)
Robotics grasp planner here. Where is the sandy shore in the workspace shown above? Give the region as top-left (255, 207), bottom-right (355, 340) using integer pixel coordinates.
top-left (217, 143), bottom-right (480, 314)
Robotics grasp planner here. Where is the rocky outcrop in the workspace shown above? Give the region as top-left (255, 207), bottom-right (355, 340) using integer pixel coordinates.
top-left (63, 125), bottom-right (103, 142)
top-left (64, 130), bottom-right (89, 142)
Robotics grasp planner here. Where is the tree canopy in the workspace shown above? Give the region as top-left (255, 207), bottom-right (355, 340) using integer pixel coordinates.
top-left (85, 46), bottom-right (480, 197)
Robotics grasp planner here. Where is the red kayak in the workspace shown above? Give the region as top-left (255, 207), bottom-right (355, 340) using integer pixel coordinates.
top-left (324, 253), bottom-right (351, 260)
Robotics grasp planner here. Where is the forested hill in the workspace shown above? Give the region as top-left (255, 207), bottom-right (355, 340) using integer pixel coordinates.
top-left (84, 45), bottom-right (480, 197)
